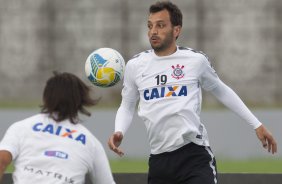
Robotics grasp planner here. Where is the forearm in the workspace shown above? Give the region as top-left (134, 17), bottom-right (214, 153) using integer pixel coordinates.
top-left (0, 151), bottom-right (12, 183)
top-left (115, 99), bottom-right (136, 134)
top-left (210, 80), bottom-right (262, 129)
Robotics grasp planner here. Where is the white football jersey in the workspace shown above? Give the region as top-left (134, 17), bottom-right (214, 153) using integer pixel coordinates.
top-left (0, 114), bottom-right (115, 184)
top-left (122, 46), bottom-right (220, 154)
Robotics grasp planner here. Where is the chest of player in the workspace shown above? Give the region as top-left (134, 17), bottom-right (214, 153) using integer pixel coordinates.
top-left (136, 59), bottom-right (200, 89)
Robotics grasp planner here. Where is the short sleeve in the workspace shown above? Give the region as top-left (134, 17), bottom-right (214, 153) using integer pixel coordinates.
top-left (199, 56), bottom-right (220, 91)
top-left (121, 60), bottom-right (139, 102)
top-left (0, 123), bottom-right (22, 160)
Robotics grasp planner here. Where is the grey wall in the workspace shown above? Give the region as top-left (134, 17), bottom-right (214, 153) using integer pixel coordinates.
top-left (0, 109), bottom-right (281, 159)
top-left (0, 0), bottom-right (281, 106)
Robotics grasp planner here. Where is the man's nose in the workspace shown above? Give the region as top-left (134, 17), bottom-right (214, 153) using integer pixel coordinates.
top-left (151, 26), bottom-right (158, 35)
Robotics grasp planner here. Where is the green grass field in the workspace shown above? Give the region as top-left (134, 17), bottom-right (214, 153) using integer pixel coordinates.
top-left (5, 159), bottom-right (282, 173)
top-left (110, 159), bottom-right (282, 173)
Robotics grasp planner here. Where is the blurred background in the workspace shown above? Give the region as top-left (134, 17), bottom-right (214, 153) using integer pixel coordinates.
top-left (0, 0), bottom-right (281, 166)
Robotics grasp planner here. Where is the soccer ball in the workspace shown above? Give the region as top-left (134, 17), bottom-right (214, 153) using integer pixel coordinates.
top-left (85, 48), bottom-right (125, 87)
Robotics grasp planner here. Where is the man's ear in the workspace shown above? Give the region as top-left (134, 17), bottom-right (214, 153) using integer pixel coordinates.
top-left (174, 26), bottom-right (182, 39)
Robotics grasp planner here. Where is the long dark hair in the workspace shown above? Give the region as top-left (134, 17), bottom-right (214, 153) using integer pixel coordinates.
top-left (41, 71), bottom-right (99, 124)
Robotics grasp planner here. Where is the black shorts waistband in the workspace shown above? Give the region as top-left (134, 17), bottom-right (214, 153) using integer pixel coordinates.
top-left (150, 142), bottom-right (201, 157)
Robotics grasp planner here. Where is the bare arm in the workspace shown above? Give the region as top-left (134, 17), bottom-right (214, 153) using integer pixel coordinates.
top-left (0, 150), bottom-right (12, 183)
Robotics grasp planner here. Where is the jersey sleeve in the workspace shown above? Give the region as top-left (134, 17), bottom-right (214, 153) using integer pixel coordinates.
top-left (0, 122), bottom-right (23, 160)
top-left (88, 137), bottom-right (116, 184)
top-left (198, 55), bottom-right (220, 91)
top-left (115, 99), bottom-right (136, 134)
top-left (210, 80), bottom-right (262, 129)
top-left (114, 60), bottom-right (139, 134)
top-left (121, 60), bottom-right (139, 102)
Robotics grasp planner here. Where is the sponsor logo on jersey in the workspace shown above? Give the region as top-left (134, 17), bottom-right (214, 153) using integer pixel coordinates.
top-left (144, 85), bottom-right (187, 100)
top-left (44, 150), bottom-right (69, 159)
top-left (171, 64), bottom-right (185, 79)
top-left (33, 123), bottom-right (86, 145)
top-left (24, 165), bottom-right (75, 183)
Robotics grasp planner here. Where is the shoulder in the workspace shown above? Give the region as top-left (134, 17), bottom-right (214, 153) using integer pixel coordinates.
top-left (178, 46), bottom-right (209, 59)
top-left (178, 46), bottom-right (212, 67)
top-left (79, 125), bottom-right (103, 150)
top-left (73, 123), bottom-right (99, 142)
top-left (12, 114), bottom-right (44, 127)
top-left (74, 123), bottom-right (93, 136)
top-left (5, 114), bottom-right (44, 135)
top-left (127, 49), bottom-right (153, 66)
top-left (131, 49), bottom-right (152, 60)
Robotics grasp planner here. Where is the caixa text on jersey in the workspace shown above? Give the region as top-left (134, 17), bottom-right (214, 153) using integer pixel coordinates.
top-left (144, 85), bottom-right (188, 100)
top-left (32, 122), bottom-right (86, 145)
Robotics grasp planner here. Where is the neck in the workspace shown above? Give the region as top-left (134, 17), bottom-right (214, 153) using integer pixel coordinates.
top-left (154, 45), bottom-right (177, 57)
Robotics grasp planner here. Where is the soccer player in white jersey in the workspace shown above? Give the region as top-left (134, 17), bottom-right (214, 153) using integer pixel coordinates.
top-left (108, 1), bottom-right (277, 184)
top-left (0, 72), bottom-right (116, 184)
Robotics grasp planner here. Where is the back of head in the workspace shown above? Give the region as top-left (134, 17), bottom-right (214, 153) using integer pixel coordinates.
top-left (149, 1), bottom-right (183, 27)
top-left (41, 72), bottom-right (99, 124)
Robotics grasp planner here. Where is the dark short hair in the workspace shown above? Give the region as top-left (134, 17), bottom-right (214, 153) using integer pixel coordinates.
top-left (41, 71), bottom-right (99, 124)
top-left (149, 1), bottom-right (183, 27)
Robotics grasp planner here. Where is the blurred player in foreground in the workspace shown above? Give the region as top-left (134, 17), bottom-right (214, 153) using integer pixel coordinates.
top-left (0, 72), bottom-right (115, 184)
top-left (108, 1), bottom-right (277, 184)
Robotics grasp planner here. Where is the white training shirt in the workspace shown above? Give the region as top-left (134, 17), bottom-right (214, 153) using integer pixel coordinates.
top-left (115, 46), bottom-right (261, 154)
top-left (0, 114), bottom-right (115, 184)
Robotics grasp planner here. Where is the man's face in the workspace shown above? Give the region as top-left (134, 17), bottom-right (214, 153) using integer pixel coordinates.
top-left (147, 10), bottom-right (180, 53)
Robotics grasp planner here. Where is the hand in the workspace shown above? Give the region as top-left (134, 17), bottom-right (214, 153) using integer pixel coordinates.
top-left (108, 131), bottom-right (124, 156)
top-left (0, 150), bottom-right (12, 182)
top-left (255, 124), bottom-right (277, 154)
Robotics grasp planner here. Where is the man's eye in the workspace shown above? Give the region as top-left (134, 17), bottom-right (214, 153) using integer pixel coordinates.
top-left (158, 24), bottom-right (165, 28)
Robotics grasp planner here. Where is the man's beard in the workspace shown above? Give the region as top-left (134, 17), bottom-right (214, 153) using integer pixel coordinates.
top-left (150, 31), bottom-right (174, 52)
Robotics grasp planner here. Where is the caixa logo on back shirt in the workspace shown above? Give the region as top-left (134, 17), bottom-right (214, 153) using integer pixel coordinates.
top-left (32, 123), bottom-right (86, 145)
